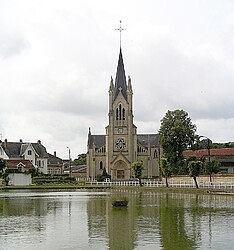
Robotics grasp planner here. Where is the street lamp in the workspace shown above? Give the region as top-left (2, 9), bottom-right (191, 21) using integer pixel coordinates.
top-left (67, 147), bottom-right (71, 177)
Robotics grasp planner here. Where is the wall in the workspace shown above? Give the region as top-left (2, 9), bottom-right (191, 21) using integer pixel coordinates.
top-left (168, 175), bottom-right (234, 184)
top-left (8, 173), bottom-right (32, 186)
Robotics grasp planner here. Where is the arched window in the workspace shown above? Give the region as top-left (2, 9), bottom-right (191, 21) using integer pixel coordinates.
top-left (154, 150), bottom-right (158, 158)
top-left (116, 108), bottom-right (119, 120)
top-left (100, 161), bottom-right (103, 170)
top-left (122, 108), bottom-right (125, 120)
top-left (119, 104), bottom-right (122, 120)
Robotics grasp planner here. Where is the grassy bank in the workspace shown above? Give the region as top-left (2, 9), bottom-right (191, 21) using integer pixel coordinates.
top-left (1, 184), bottom-right (234, 196)
top-left (0, 184), bottom-right (112, 190)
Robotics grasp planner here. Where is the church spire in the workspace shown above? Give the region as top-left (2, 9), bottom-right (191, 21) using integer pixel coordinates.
top-left (114, 48), bottom-right (127, 100)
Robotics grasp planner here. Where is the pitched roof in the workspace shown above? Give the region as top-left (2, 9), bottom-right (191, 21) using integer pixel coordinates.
top-left (137, 134), bottom-right (160, 148)
top-left (88, 135), bottom-right (105, 149)
top-left (87, 134), bottom-right (160, 149)
top-left (48, 153), bottom-right (63, 165)
top-left (184, 148), bottom-right (234, 158)
top-left (32, 143), bottom-right (48, 157)
top-left (1, 142), bottom-right (22, 157)
top-left (114, 48), bottom-right (127, 100)
top-left (6, 159), bottom-right (35, 169)
top-left (1, 140), bottom-right (48, 158)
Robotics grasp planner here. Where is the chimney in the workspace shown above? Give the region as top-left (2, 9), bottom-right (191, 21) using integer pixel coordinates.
top-left (37, 140), bottom-right (41, 144)
top-left (54, 151), bottom-right (56, 157)
top-left (4, 139), bottom-right (7, 148)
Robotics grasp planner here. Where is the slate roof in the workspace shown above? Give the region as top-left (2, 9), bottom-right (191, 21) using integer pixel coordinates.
top-left (87, 134), bottom-right (159, 149)
top-left (114, 48), bottom-right (127, 100)
top-left (48, 153), bottom-right (63, 165)
top-left (31, 143), bottom-right (48, 158)
top-left (3, 142), bottom-right (20, 157)
top-left (1, 140), bottom-right (48, 158)
top-left (137, 134), bottom-right (160, 148)
top-left (88, 135), bottom-right (106, 149)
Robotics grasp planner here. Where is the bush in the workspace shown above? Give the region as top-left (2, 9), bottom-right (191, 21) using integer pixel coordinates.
top-left (33, 175), bottom-right (76, 184)
top-left (112, 197), bottom-right (128, 207)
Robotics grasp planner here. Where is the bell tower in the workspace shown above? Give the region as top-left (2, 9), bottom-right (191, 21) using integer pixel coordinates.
top-left (106, 49), bottom-right (137, 180)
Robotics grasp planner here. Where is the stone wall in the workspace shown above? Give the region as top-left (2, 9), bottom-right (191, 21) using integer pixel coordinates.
top-left (168, 175), bottom-right (234, 184)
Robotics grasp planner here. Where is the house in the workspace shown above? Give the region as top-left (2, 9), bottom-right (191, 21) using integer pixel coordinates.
top-left (184, 148), bottom-right (234, 173)
top-left (6, 159), bottom-right (35, 172)
top-left (64, 164), bottom-right (87, 179)
top-left (0, 139), bottom-right (49, 174)
top-left (47, 152), bottom-right (64, 175)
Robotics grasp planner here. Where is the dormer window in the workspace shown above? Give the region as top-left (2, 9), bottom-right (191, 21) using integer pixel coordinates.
top-left (17, 163), bottom-right (24, 172)
top-left (28, 150), bottom-right (32, 155)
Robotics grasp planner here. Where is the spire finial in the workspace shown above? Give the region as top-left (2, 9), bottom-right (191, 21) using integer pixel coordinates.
top-left (115, 20), bottom-right (126, 47)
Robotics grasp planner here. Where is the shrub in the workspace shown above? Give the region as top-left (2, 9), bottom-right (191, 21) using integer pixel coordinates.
top-left (112, 197), bottom-right (128, 207)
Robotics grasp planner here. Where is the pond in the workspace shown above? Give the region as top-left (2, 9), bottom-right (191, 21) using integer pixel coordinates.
top-left (0, 189), bottom-right (234, 250)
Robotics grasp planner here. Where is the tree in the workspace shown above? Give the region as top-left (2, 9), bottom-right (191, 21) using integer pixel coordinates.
top-left (0, 158), bottom-right (6, 173)
top-left (159, 110), bottom-right (197, 174)
top-left (204, 158), bottom-right (220, 183)
top-left (96, 168), bottom-right (111, 182)
top-left (131, 161), bottom-right (144, 186)
top-left (73, 153), bottom-right (86, 166)
top-left (160, 158), bottom-right (172, 187)
top-left (188, 160), bottom-right (202, 189)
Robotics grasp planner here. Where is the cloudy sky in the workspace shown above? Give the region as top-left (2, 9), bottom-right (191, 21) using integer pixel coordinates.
top-left (1, 0), bottom-right (234, 159)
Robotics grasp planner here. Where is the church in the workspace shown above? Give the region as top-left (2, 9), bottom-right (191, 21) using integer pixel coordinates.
top-left (87, 48), bottom-right (161, 180)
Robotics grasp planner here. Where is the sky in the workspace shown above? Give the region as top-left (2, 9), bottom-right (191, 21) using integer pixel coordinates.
top-left (1, 0), bottom-right (234, 159)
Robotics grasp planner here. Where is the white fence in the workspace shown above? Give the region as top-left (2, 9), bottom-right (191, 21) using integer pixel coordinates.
top-left (86, 180), bottom-right (234, 190)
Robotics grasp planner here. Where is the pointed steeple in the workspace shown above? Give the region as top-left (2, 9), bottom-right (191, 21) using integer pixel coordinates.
top-left (114, 48), bottom-right (127, 100)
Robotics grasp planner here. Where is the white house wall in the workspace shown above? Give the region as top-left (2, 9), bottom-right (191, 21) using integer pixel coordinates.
top-left (0, 146), bottom-right (9, 160)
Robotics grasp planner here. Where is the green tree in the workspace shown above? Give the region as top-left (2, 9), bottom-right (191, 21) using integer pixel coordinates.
top-left (131, 161), bottom-right (144, 186)
top-left (188, 160), bottom-right (202, 189)
top-left (204, 158), bottom-right (220, 183)
top-left (160, 158), bottom-right (172, 187)
top-left (73, 153), bottom-right (86, 166)
top-left (96, 168), bottom-right (111, 182)
top-left (0, 158), bottom-right (6, 174)
top-left (159, 110), bottom-right (197, 174)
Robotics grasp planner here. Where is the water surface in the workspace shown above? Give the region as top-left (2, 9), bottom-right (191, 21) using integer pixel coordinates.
top-left (0, 189), bottom-right (234, 249)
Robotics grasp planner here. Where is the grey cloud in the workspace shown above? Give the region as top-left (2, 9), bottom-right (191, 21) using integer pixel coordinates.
top-left (0, 32), bottom-right (30, 59)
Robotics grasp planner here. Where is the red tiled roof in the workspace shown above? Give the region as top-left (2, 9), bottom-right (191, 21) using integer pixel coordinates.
top-left (6, 159), bottom-right (35, 169)
top-left (184, 148), bottom-right (234, 158)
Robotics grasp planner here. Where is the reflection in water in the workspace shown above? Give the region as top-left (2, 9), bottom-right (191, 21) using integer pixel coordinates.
top-left (0, 190), bottom-right (234, 249)
top-left (159, 193), bottom-right (196, 250)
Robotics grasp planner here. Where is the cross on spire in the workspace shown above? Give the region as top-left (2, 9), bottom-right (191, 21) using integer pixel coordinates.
top-left (115, 20), bottom-right (126, 47)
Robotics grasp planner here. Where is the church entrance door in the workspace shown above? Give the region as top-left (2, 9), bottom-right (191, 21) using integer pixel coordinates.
top-left (117, 170), bottom-right (125, 179)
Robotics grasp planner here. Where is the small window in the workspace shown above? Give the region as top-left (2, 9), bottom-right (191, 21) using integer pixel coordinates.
top-left (28, 150), bottom-right (32, 155)
top-left (119, 104), bottom-right (122, 120)
top-left (116, 108), bottom-right (119, 120)
top-left (154, 150), bottom-right (158, 158)
top-left (100, 161), bottom-right (103, 170)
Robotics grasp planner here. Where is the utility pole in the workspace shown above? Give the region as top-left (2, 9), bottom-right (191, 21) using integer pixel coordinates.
top-left (67, 147), bottom-right (71, 177)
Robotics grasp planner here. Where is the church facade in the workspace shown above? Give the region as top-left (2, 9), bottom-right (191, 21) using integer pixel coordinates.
top-left (87, 49), bottom-right (160, 180)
